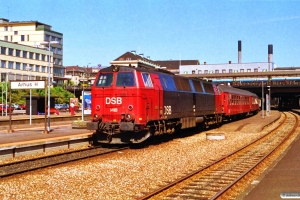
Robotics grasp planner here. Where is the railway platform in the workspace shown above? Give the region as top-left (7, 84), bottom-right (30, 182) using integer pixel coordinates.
top-left (240, 111), bottom-right (300, 200)
top-left (0, 113), bottom-right (93, 161)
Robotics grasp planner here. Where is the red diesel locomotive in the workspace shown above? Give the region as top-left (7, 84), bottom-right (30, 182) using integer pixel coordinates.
top-left (86, 64), bottom-right (259, 144)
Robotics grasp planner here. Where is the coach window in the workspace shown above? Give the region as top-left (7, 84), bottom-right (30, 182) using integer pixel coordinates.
top-left (96, 73), bottom-right (113, 87)
top-left (116, 72), bottom-right (135, 87)
top-left (141, 72), bottom-right (153, 87)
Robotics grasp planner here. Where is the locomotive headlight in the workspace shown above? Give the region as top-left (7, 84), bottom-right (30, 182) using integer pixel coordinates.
top-left (125, 113), bottom-right (135, 122)
top-left (93, 114), bottom-right (102, 122)
top-left (96, 105), bottom-right (101, 111)
top-left (128, 105), bottom-right (133, 111)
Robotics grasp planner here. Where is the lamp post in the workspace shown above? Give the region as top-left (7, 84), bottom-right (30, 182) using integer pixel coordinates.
top-left (267, 85), bottom-right (271, 115)
top-left (5, 71), bottom-right (10, 117)
top-left (26, 66), bottom-right (32, 125)
top-left (262, 80), bottom-right (264, 118)
top-left (1, 83), bottom-right (3, 117)
top-left (40, 41), bottom-right (59, 132)
top-left (82, 63), bottom-right (91, 121)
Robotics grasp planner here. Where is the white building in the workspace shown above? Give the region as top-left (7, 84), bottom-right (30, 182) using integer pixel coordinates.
top-left (179, 62), bottom-right (277, 75)
top-left (0, 18), bottom-right (64, 84)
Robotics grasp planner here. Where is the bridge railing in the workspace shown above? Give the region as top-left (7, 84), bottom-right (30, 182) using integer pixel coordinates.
top-left (218, 80), bottom-right (300, 87)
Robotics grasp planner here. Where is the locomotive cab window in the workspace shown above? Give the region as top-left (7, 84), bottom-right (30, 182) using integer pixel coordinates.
top-left (116, 72), bottom-right (135, 86)
top-left (141, 72), bottom-right (153, 87)
top-left (96, 73), bottom-right (113, 87)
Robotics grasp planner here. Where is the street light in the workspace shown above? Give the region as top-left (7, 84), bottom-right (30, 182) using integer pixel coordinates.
top-left (1, 83), bottom-right (4, 117)
top-left (26, 66), bottom-right (32, 125)
top-left (82, 63), bottom-right (91, 121)
top-left (261, 79), bottom-right (264, 119)
top-left (5, 71), bottom-right (11, 117)
top-left (267, 85), bottom-right (271, 115)
top-left (40, 41), bottom-right (59, 132)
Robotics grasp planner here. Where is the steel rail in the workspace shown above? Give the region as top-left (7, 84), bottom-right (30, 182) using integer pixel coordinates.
top-left (211, 112), bottom-right (298, 199)
top-left (0, 146), bottom-right (129, 178)
top-left (137, 112), bottom-right (289, 200)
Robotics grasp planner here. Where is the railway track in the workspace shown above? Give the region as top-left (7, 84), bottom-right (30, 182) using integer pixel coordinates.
top-left (0, 145), bottom-right (129, 178)
top-left (138, 112), bottom-right (298, 200)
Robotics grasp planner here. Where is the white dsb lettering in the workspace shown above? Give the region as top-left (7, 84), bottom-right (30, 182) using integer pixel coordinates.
top-left (106, 97), bottom-right (122, 104)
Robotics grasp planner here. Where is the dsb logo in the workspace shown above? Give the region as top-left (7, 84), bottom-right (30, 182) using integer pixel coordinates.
top-left (106, 97), bottom-right (122, 104)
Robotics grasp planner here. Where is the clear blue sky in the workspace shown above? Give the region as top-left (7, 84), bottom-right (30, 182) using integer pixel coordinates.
top-left (2, 0), bottom-right (300, 68)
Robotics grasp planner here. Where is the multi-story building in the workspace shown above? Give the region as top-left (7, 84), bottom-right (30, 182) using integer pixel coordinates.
top-left (0, 39), bottom-right (51, 82)
top-left (65, 65), bottom-right (100, 86)
top-left (0, 18), bottom-right (64, 84)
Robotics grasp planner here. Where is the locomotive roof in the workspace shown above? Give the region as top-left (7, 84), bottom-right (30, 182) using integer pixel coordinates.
top-left (217, 84), bottom-right (258, 97)
top-left (100, 65), bottom-right (175, 75)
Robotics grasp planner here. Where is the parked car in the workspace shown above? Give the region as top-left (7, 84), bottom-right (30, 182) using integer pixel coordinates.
top-left (0, 104), bottom-right (14, 113)
top-left (19, 104), bottom-right (26, 110)
top-left (55, 103), bottom-right (69, 111)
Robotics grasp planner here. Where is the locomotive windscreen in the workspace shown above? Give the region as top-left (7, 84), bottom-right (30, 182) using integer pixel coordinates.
top-left (116, 72), bottom-right (135, 86)
top-left (96, 73), bottom-right (113, 87)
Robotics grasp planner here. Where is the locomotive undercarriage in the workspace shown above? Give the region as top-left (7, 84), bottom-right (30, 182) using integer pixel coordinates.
top-left (91, 114), bottom-right (225, 144)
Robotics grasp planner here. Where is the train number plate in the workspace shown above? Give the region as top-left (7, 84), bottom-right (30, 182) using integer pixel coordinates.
top-left (110, 108), bottom-right (118, 112)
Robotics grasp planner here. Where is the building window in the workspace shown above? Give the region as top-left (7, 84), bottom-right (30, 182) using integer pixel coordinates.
top-left (254, 68), bottom-right (258, 72)
top-left (4, 36), bottom-right (8, 41)
top-left (9, 61), bottom-right (13, 69)
top-left (229, 69), bottom-right (233, 73)
top-left (35, 65), bottom-right (40, 72)
top-left (222, 69), bottom-right (226, 73)
top-left (4, 26), bottom-right (8, 31)
top-left (27, 35), bottom-right (30, 41)
top-left (16, 74), bottom-right (22, 80)
top-left (29, 64), bottom-right (34, 72)
top-left (8, 48), bottom-right (14, 56)
top-left (240, 69), bottom-right (244, 72)
top-left (41, 54), bottom-right (45, 61)
top-left (16, 62), bottom-right (20, 70)
top-left (42, 66), bottom-right (46, 72)
top-left (51, 36), bottom-right (56, 41)
top-left (45, 34), bottom-right (50, 41)
top-left (35, 53), bottom-right (40, 60)
top-left (55, 59), bottom-right (61, 65)
top-left (23, 51), bottom-right (27, 58)
top-left (1, 60), bottom-right (6, 68)
top-left (1, 47), bottom-right (6, 54)
top-left (21, 35), bottom-right (25, 41)
top-left (198, 70), bottom-right (202, 74)
top-left (215, 70), bottom-right (219, 73)
top-left (57, 48), bottom-right (61, 55)
top-left (29, 52), bottom-right (34, 59)
top-left (14, 31), bottom-right (18, 35)
top-left (23, 63), bottom-right (27, 70)
top-left (57, 38), bottom-right (62, 44)
top-left (16, 50), bottom-right (21, 57)
top-left (204, 70), bottom-right (208, 74)
top-left (247, 69), bottom-right (251, 72)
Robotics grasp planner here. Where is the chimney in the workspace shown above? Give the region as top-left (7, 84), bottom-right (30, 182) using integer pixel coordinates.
top-left (131, 50), bottom-right (136, 55)
top-left (238, 40), bottom-right (242, 64)
top-left (229, 61), bottom-right (232, 64)
top-left (204, 62), bottom-right (206, 65)
top-left (268, 44), bottom-right (273, 71)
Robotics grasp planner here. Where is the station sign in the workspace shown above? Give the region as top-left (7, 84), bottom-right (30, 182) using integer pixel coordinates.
top-left (11, 81), bottom-right (45, 89)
